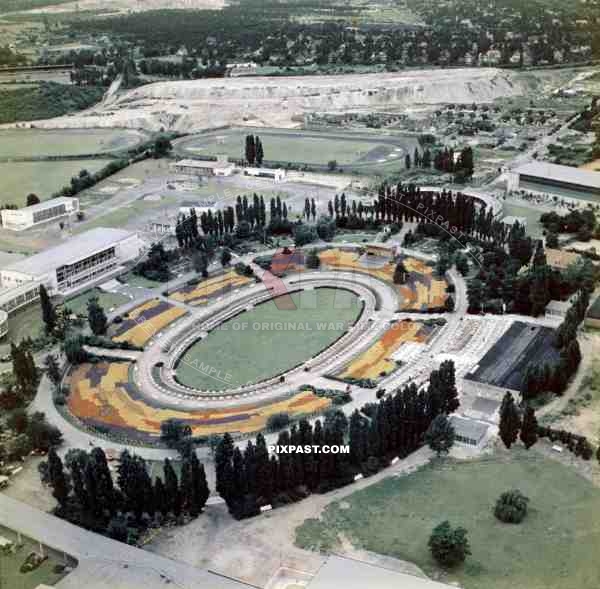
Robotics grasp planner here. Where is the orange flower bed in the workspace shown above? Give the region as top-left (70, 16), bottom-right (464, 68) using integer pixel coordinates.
top-left (169, 270), bottom-right (252, 305)
top-left (338, 320), bottom-right (434, 380)
top-left (319, 248), bottom-right (448, 311)
top-left (68, 362), bottom-right (331, 437)
top-left (112, 299), bottom-right (187, 347)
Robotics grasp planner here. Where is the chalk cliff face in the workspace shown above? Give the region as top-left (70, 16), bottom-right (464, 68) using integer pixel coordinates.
top-left (27, 68), bottom-right (534, 132)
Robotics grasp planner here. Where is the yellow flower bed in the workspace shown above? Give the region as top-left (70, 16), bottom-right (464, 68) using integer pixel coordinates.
top-left (112, 300), bottom-right (187, 347)
top-left (126, 299), bottom-right (158, 320)
top-left (68, 363), bottom-right (331, 437)
top-left (169, 270), bottom-right (252, 305)
top-left (404, 257), bottom-right (432, 275)
top-left (339, 320), bottom-right (431, 380)
top-left (319, 248), bottom-right (447, 311)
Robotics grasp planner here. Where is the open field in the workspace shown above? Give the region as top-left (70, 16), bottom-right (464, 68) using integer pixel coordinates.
top-left (0, 128), bottom-right (145, 158)
top-left (0, 525), bottom-right (71, 589)
top-left (74, 195), bottom-right (179, 232)
top-left (176, 288), bottom-right (361, 390)
top-left (501, 202), bottom-right (545, 238)
top-left (0, 159), bottom-right (110, 205)
top-left (332, 232), bottom-right (379, 243)
top-left (295, 448), bottom-right (600, 589)
top-left (176, 128), bottom-right (416, 171)
top-left (67, 362), bottom-right (331, 437)
top-left (64, 287), bottom-right (130, 317)
top-left (118, 272), bottom-right (163, 289)
top-left (0, 302), bottom-right (44, 355)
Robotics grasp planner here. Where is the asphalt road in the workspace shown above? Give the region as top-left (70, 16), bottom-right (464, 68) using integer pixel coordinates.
top-left (0, 493), bottom-right (252, 589)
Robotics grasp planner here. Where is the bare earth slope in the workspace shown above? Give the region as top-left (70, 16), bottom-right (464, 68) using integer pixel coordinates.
top-left (25, 68), bottom-right (537, 133)
top-left (16, 0), bottom-right (224, 15)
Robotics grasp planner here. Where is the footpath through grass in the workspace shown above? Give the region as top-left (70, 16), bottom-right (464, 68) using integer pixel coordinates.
top-left (295, 448), bottom-right (600, 589)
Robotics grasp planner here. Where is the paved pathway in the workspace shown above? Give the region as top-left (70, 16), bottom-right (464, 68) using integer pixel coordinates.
top-left (0, 493), bottom-right (252, 589)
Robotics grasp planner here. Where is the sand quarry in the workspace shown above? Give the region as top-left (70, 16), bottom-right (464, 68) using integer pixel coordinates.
top-left (11, 0), bottom-right (225, 15)
top-left (28, 67), bottom-right (542, 133)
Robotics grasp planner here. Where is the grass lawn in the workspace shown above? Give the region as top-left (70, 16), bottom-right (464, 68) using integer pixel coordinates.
top-left (74, 196), bottom-right (179, 231)
top-left (176, 287), bottom-right (362, 390)
top-left (502, 202), bottom-right (544, 238)
top-left (0, 128), bottom-right (144, 158)
top-left (332, 232), bottom-right (379, 243)
top-left (177, 128), bottom-right (414, 170)
top-left (2, 303), bottom-right (44, 346)
top-left (118, 272), bottom-right (164, 289)
top-left (64, 288), bottom-right (130, 317)
top-left (0, 159), bottom-right (110, 206)
top-left (0, 526), bottom-right (71, 589)
top-left (295, 448), bottom-right (600, 589)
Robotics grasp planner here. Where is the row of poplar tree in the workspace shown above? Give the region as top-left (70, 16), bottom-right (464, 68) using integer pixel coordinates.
top-left (215, 360), bottom-right (459, 519)
top-left (44, 446), bottom-right (209, 540)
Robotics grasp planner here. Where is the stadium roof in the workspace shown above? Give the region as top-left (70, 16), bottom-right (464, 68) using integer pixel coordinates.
top-left (4, 228), bottom-right (136, 277)
top-left (514, 162), bottom-right (600, 189)
top-left (308, 556), bottom-right (454, 589)
top-left (465, 321), bottom-right (561, 391)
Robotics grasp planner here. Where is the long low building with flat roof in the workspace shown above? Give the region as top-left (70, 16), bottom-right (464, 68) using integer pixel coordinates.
top-left (1, 197), bottom-right (79, 231)
top-left (0, 227), bottom-right (144, 297)
top-left (508, 161), bottom-right (600, 199)
top-left (171, 157), bottom-right (235, 177)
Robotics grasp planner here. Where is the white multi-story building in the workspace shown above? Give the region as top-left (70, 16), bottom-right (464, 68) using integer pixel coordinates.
top-left (0, 281), bottom-right (42, 315)
top-left (243, 167), bottom-right (286, 182)
top-left (1, 197), bottom-right (79, 231)
top-left (0, 227), bottom-right (144, 297)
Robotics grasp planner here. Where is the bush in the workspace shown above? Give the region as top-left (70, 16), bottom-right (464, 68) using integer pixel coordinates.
top-left (428, 521), bottom-right (471, 568)
top-left (494, 489), bottom-right (529, 524)
top-left (266, 412), bottom-right (290, 432)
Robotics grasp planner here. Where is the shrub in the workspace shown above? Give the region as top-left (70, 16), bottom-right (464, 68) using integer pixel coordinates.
top-left (266, 412), bottom-right (290, 432)
top-left (494, 489), bottom-right (529, 524)
top-left (428, 521), bottom-right (471, 568)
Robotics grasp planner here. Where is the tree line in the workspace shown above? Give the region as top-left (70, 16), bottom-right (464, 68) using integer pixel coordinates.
top-left (521, 288), bottom-right (589, 399)
top-left (405, 146), bottom-right (474, 182)
top-left (498, 392), bottom-right (594, 460)
top-left (215, 360), bottom-right (459, 519)
top-left (43, 446), bottom-right (209, 543)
